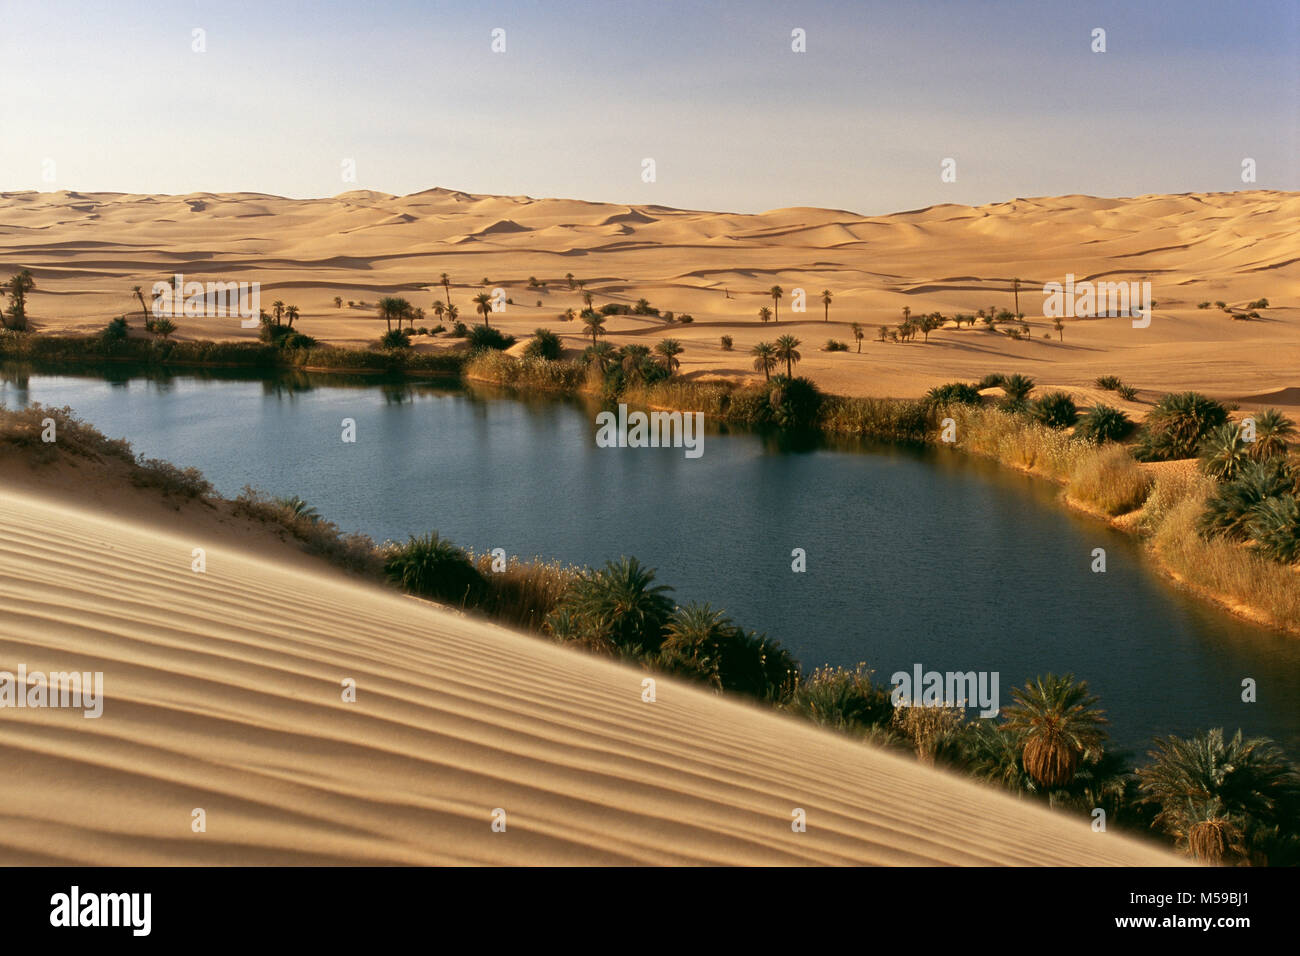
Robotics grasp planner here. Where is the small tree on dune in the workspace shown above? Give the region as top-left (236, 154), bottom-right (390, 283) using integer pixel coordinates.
top-left (769, 285), bottom-right (783, 324)
top-left (758, 306), bottom-right (772, 323)
top-left (654, 338), bottom-right (683, 374)
top-left (851, 322), bottom-right (864, 352)
top-left (440, 273), bottom-right (452, 309)
top-left (774, 334), bottom-right (801, 377)
top-left (751, 342), bottom-right (777, 381)
top-left (821, 289), bottom-right (832, 322)
top-left (133, 285), bottom-right (150, 323)
top-left (473, 292), bottom-right (493, 329)
top-left (376, 296), bottom-right (408, 333)
top-left (583, 311), bottom-right (607, 347)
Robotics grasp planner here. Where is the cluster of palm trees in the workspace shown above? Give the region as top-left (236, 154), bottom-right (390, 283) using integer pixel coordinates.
top-left (581, 338), bottom-right (685, 381)
top-left (375, 296), bottom-right (426, 332)
top-left (750, 335), bottom-right (801, 380)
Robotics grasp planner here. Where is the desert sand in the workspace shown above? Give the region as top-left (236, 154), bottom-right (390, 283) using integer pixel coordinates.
top-left (0, 458), bottom-right (1176, 865)
top-left (2, 187), bottom-right (1297, 417)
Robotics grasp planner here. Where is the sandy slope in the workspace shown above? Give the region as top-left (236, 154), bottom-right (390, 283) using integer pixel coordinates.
top-left (2, 187), bottom-right (1296, 416)
top-left (0, 480), bottom-right (1176, 865)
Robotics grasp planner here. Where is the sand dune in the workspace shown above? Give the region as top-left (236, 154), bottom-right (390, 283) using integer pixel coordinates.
top-left (0, 479), bottom-right (1176, 866)
top-left (0, 187), bottom-right (1295, 414)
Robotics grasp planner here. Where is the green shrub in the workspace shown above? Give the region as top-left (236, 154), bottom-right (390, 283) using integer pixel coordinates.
top-left (383, 533), bottom-right (485, 605)
top-left (522, 328), bottom-right (562, 360)
top-left (1095, 375), bottom-right (1123, 391)
top-left (1136, 392), bottom-right (1230, 461)
top-left (976, 373), bottom-right (1005, 390)
top-left (1248, 495), bottom-right (1300, 564)
top-left (824, 339), bottom-right (849, 352)
top-left (925, 382), bottom-right (982, 408)
top-left (380, 328), bottom-right (412, 350)
top-left (102, 316), bottom-right (130, 342)
top-left (766, 375), bottom-right (823, 429)
top-left (783, 665), bottom-right (894, 735)
top-left (546, 557), bottom-right (674, 656)
top-left (657, 603), bottom-right (799, 702)
top-left (1199, 421), bottom-right (1250, 481)
top-left (466, 324), bottom-right (516, 351)
top-left (1199, 459), bottom-right (1295, 541)
top-left (1030, 391), bottom-right (1079, 429)
top-left (1077, 403), bottom-right (1133, 443)
top-left (720, 335), bottom-right (733, 351)
top-left (1116, 385), bottom-right (1139, 402)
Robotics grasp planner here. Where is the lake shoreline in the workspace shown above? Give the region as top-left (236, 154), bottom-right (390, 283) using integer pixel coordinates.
top-left (3, 333), bottom-right (1296, 639)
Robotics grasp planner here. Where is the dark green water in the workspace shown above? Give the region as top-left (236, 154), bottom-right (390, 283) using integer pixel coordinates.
top-left (4, 362), bottom-right (1297, 756)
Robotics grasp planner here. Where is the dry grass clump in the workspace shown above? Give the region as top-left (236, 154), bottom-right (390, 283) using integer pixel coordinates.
top-left (1148, 495), bottom-right (1300, 631)
top-left (891, 702), bottom-right (968, 764)
top-left (469, 551), bottom-right (583, 632)
top-left (0, 403), bottom-right (134, 465)
top-left (233, 486), bottom-right (380, 575)
top-left (1067, 445), bottom-right (1154, 515)
top-left (624, 379), bottom-right (736, 416)
top-left (950, 405), bottom-right (1091, 480)
top-left (464, 352), bottom-right (586, 392)
top-left (1, 403), bottom-right (210, 497)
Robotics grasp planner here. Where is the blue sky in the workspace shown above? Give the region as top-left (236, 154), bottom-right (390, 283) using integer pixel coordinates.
top-left (1, 0), bottom-right (1295, 213)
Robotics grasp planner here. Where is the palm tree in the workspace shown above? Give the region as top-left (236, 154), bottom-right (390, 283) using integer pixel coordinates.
top-left (271, 300), bottom-right (285, 326)
top-left (376, 296), bottom-right (407, 333)
top-left (1250, 408), bottom-right (1296, 461)
top-left (582, 311), bottom-right (607, 346)
top-left (621, 344), bottom-right (652, 383)
top-left (4, 269), bottom-right (35, 329)
top-left (440, 273), bottom-right (452, 309)
top-left (561, 557), bottom-right (675, 656)
top-left (132, 285), bottom-right (150, 322)
top-left (821, 289), bottom-right (832, 322)
top-left (758, 306), bottom-right (772, 323)
top-left (654, 338), bottom-right (683, 373)
top-left (1137, 729), bottom-right (1299, 865)
top-left (582, 290), bottom-right (594, 313)
top-left (585, 341), bottom-right (616, 374)
top-left (1012, 277), bottom-right (1021, 317)
top-left (768, 285), bottom-right (783, 324)
top-left (1199, 421), bottom-right (1250, 481)
top-left (750, 342), bottom-right (777, 381)
top-left (1001, 674), bottom-right (1108, 789)
top-left (565, 272), bottom-right (575, 290)
top-left (1000, 373), bottom-right (1035, 406)
top-left (333, 296), bottom-right (343, 308)
top-left (284, 305), bottom-right (299, 329)
top-left (445, 303), bottom-right (459, 326)
top-left (774, 334), bottom-right (801, 377)
top-left (432, 301), bottom-right (445, 324)
top-left (850, 322), bottom-right (864, 352)
top-left (473, 292), bottom-right (493, 329)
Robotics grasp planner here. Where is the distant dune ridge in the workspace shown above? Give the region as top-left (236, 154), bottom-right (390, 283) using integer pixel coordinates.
top-left (0, 186), bottom-right (1296, 413)
top-left (0, 467), bottom-right (1178, 866)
